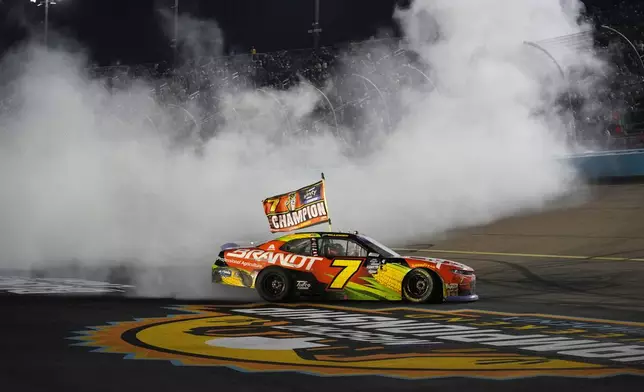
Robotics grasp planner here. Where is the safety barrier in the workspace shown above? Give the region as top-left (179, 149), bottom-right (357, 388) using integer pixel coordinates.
top-left (566, 148), bottom-right (644, 178)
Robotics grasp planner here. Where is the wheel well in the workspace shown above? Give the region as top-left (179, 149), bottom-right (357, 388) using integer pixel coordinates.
top-left (258, 265), bottom-right (289, 276)
top-left (257, 266), bottom-right (296, 283)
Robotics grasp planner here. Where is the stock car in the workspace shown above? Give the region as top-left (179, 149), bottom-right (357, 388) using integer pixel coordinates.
top-left (211, 231), bottom-right (478, 303)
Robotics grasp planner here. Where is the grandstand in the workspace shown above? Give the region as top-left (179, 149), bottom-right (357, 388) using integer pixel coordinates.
top-left (3, 20), bottom-right (644, 151)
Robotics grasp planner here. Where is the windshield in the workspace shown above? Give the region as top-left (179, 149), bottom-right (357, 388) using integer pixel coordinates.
top-left (358, 235), bottom-right (401, 258)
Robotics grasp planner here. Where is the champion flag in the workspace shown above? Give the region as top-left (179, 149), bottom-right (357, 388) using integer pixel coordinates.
top-left (262, 177), bottom-right (331, 233)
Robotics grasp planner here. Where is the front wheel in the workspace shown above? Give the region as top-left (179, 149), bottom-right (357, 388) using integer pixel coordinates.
top-left (402, 268), bottom-right (442, 303)
top-left (255, 267), bottom-right (293, 302)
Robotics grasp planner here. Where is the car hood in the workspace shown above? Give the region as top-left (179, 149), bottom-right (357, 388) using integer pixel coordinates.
top-left (402, 255), bottom-right (475, 272)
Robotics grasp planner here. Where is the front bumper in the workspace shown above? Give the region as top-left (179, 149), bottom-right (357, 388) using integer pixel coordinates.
top-left (444, 274), bottom-right (477, 302)
top-left (445, 294), bottom-right (479, 302)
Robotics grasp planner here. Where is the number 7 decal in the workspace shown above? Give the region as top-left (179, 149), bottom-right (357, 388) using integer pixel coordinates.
top-left (266, 198), bottom-right (280, 213)
top-left (328, 259), bottom-right (363, 289)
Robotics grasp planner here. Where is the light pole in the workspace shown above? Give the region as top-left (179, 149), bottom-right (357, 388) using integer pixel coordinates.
top-left (172, 0), bottom-right (179, 65)
top-left (307, 0), bottom-right (322, 50)
top-left (30, 0), bottom-right (60, 47)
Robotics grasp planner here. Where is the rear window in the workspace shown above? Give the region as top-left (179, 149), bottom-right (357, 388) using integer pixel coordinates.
top-left (280, 238), bottom-right (312, 256)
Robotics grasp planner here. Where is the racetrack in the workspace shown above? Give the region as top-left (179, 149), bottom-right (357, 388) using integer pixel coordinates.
top-left (2, 182), bottom-right (644, 391)
top-left (396, 182), bottom-right (644, 321)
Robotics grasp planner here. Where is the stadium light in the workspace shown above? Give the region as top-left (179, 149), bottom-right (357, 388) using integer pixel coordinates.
top-left (30, 0), bottom-right (62, 47)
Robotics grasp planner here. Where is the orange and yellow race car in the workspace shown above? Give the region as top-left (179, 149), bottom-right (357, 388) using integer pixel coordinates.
top-left (211, 231), bottom-right (478, 303)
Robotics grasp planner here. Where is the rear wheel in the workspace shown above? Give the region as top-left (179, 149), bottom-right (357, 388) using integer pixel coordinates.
top-left (402, 268), bottom-right (442, 303)
top-left (255, 267), bottom-right (293, 302)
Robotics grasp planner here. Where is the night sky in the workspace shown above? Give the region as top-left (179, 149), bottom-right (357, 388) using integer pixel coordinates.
top-left (0, 0), bottom-right (631, 66)
top-left (0, 0), bottom-right (404, 66)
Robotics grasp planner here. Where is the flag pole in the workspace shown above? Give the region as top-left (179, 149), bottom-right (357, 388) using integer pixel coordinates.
top-left (321, 172), bottom-right (332, 231)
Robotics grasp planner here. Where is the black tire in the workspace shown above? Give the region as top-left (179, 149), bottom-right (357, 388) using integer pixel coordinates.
top-left (402, 268), bottom-right (442, 303)
top-left (255, 267), bottom-right (293, 302)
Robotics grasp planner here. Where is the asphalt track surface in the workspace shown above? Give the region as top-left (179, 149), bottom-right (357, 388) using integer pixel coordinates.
top-left (3, 183), bottom-right (644, 391)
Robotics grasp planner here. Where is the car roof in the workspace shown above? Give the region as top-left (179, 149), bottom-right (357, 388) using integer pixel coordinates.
top-left (275, 231), bottom-right (360, 242)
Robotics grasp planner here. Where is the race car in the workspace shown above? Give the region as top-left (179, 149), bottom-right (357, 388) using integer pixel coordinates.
top-left (211, 231), bottom-right (478, 303)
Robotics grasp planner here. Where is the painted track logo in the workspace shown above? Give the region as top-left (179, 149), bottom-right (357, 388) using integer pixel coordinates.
top-left (69, 304), bottom-right (644, 379)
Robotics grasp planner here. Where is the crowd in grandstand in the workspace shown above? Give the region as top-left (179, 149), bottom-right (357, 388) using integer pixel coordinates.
top-left (4, 3), bottom-right (644, 149)
top-left (76, 37), bottom-right (423, 143)
top-left (50, 32), bottom-right (644, 148)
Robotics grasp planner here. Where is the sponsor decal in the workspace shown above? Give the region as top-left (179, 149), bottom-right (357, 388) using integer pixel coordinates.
top-left (296, 280), bottom-right (311, 290)
top-left (445, 283), bottom-right (459, 297)
top-left (224, 259), bottom-right (263, 269)
top-left (226, 249), bottom-right (323, 271)
top-left (70, 304), bottom-right (644, 379)
top-left (218, 269), bottom-right (232, 277)
top-left (0, 277), bottom-right (133, 295)
top-left (407, 256), bottom-right (471, 271)
top-left (262, 180), bottom-right (330, 233)
top-left (286, 192), bottom-right (297, 212)
top-left (300, 185), bottom-right (321, 204)
top-left (366, 258), bottom-right (381, 274)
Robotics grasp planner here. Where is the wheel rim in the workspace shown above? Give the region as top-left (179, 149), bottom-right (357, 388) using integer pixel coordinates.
top-left (406, 272), bottom-right (432, 298)
top-left (262, 273), bottom-right (286, 297)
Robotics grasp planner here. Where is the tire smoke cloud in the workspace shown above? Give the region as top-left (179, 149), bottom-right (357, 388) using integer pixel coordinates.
top-left (0, 0), bottom-right (604, 297)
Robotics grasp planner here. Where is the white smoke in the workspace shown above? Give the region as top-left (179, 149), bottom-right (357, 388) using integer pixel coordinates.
top-left (0, 0), bottom-right (604, 297)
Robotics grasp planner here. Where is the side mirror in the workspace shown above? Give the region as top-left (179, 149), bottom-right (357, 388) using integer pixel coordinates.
top-left (368, 252), bottom-right (380, 258)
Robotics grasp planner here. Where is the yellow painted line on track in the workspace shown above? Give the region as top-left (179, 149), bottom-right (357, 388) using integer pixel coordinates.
top-left (392, 248), bottom-right (644, 262)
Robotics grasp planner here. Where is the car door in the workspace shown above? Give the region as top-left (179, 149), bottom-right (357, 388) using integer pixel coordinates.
top-left (316, 237), bottom-right (369, 290)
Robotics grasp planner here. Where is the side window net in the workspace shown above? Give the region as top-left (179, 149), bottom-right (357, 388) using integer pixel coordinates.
top-left (318, 239), bottom-right (367, 258)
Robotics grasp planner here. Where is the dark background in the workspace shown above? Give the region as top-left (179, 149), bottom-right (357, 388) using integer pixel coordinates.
top-left (0, 0), bottom-right (638, 66)
top-left (0, 0), bottom-right (407, 65)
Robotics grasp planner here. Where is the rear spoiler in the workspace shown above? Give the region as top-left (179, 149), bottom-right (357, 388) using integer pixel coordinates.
top-left (220, 241), bottom-right (258, 250)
